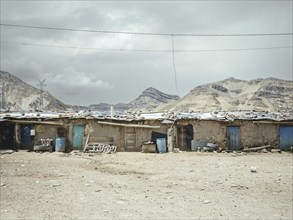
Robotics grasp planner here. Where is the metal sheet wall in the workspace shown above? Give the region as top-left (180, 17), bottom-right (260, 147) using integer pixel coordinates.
top-left (227, 126), bottom-right (240, 150)
top-left (279, 126), bottom-right (293, 150)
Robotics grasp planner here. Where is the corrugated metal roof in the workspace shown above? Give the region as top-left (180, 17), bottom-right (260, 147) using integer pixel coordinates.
top-left (0, 110), bottom-right (292, 122)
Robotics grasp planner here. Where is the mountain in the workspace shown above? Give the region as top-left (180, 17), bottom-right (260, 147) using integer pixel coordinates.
top-left (89, 87), bottom-right (180, 113)
top-left (0, 71), bottom-right (69, 111)
top-left (2, 71), bottom-right (291, 113)
top-left (158, 77), bottom-right (293, 112)
top-left (88, 102), bottom-right (129, 114)
top-left (128, 87), bottom-right (180, 111)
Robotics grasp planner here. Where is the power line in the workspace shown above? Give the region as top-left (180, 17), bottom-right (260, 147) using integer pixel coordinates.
top-left (1, 40), bottom-right (292, 52)
top-left (171, 35), bottom-right (185, 111)
top-left (1, 23), bottom-right (292, 37)
top-left (171, 35), bottom-right (180, 96)
top-left (0, 0), bottom-right (291, 2)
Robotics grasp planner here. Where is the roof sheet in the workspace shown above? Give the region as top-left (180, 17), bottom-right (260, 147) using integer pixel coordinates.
top-left (0, 110), bottom-right (292, 122)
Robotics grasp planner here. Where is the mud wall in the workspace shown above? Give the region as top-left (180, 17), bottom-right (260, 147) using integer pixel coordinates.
top-left (195, 120), bottom-right (226, 149)
top-left (35, 124), bottom-right (69, 151)
top-left (134, 120), bottom-right (168, 151)
top-left (35, 125), bottom-right (58, 142)
top-left (91, 122), bottom-right (121, 150)
top-left (90, 120), bottom-right (168, 152)
top-left (239, 121), bottom-right (279, 148)
top-left (176, 119), bottom-right (280, 150)
top-left (177, 120), bottom-right (226, 149)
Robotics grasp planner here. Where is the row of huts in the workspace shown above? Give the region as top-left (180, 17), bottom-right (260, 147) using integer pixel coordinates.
top-left (0, 110), bottom-right (293, 152)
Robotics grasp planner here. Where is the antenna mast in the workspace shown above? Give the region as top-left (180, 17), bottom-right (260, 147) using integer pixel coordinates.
top-left (37, 79), bottom-right (47, 110)
top-left (0, 84), bottom-right (5, 109)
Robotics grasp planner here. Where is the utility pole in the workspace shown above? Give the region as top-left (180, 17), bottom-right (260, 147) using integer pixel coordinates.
top-left (0, 84), bottom-right (5, 109)
top-left (0, 84), bottom-right (3, 109)
top-left (37, 79), bottom-right (47, 110)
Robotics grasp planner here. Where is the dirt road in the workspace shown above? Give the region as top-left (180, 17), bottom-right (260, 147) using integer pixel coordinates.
top-left (0, 151), bottom-right (292, 219)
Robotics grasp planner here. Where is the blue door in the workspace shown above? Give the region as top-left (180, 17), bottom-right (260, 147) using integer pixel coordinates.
top-left (279, 126), bottom-right (293, 150)
top-left (72, 125), bottom-right (85, 149)
top-left (21, 125), bottom-right (32, 149)
top-left (227, 126), bottom-right (240, 150)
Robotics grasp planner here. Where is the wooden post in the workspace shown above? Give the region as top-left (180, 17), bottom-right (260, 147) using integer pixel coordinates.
top-left (167, 128), bottom-right (173, 152)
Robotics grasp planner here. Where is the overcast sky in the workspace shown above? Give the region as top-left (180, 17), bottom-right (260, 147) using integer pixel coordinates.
top-left (0, 0), bottom-right (292, 106)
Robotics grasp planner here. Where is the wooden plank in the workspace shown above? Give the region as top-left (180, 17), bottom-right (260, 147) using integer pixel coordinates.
top-left (83, 132), bottom-right (91, 152)
top-left (126, 140), bottom-right (135, 145)
top-left (98, 121), bottom-right (160, 129)
top-left (87, 142), bottom-right (114, 146)
top-left (7, 120), bottom-right (63, 125)
top-left (253, 121), bottom-right (293, 124)
top-left (243, 145), bottom-right (270, 152)
top-left (89, 136), bottom-right (114, 143)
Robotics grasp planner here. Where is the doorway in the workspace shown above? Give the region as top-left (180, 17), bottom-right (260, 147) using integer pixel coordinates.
top-left (72, 125), bottom-right (85, 150)
top-left (279, 126), bottom-right (293, 150)
top-left (226, 126), bottom-right (240, 150)
top-left (20, 124), bottom-right (32, 150)
top-left (177, 124), bottom-right (193, 151)
top-left (0, 123), bottom-right (14, 149)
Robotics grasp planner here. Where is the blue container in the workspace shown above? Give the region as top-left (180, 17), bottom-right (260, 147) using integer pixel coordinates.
top-left (55, 137), bottom-right (65, 152)
top-left (156, 138), bottom-right (167, 153)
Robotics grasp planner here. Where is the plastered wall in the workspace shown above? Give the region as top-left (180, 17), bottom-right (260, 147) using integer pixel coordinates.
top-left (239, 121), bottom-right (279, 148)
top-left (90, 120), bottom-right (168, 151)
top-left (176, 119), bottom-right (280, 150)
top-left (177, 120), bottom-right (226, 149)
top-left (35, 125), bottom-right (57, 141)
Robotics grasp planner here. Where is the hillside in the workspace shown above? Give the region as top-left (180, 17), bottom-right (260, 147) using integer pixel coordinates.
top-left (89, 87), bottom-right (180, 113)
top-left (158, 77), bottom-right (293, 112)
top-left (0, 71), bottom-right (69, 111)
top-left (128, 87), bottom-right (180, 111)
top-left (1, 71), bottom-right (291, 113)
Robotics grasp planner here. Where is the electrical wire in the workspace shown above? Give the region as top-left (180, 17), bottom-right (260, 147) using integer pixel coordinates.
top-left (1, 40), bottom-right (292, 53)
top-left (171, 35), bottom-right (184, 111)
top-left (171, 35), bottom-right (180, 96)
top-left (1, 0), bottom-right (291, 1)
top-left (1, 23), bottom-right (292, 37)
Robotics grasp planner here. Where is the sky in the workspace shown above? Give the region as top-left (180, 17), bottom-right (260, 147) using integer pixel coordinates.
top-left (0, 0), bottom-right (292, 106)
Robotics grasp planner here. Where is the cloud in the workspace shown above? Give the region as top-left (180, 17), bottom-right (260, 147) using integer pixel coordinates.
top-left (51, 67), bottom-right (113, 90)
top-left (0, 1), bottom-right (292, 105)
top-left (1, 58), bottom-right (44, 82)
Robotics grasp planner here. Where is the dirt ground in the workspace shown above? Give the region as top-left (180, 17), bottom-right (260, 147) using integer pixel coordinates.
top-left (0, 150), bottom-right (292, 220)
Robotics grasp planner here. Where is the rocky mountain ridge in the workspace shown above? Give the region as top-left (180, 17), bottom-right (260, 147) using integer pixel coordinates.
top-left (1, 71), bottom-right (292, 113)
top-left (128, 87), bottom-right (180, 111)
top-left (0, 71), bottom-right (69, 111)
top-left (89, 87), bottom-right (180, 113)
top-left (158, 77), bottom-right (293, 112)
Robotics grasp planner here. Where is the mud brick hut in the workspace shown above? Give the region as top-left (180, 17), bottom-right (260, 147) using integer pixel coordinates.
top-left (174, 111), bottom-right (293, 151)
top-left (0, 112), bottom-right (68, 151)
top-left (0, 110), bottom-right (292, 152)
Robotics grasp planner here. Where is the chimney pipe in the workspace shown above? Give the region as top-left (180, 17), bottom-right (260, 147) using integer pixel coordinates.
top-left (111, 105), bottom-right (114, 118)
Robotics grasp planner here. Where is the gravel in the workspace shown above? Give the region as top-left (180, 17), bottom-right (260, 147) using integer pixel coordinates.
top-left (0, 151), bottom-right (292, 219)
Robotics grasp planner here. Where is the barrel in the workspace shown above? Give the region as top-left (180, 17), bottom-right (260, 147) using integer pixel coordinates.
top-left (156, 138), bottom-right (166, 153)
top-left (191, 140), bottom-right (198, 151)
top-left (55, 137), bottom-right (65, 152)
